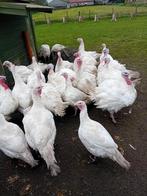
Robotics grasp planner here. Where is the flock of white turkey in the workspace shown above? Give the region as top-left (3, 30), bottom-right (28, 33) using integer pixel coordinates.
top-left (0, 38), bottom-right (141, 176)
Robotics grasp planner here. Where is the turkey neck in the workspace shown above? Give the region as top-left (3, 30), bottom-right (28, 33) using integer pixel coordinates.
top-left (0, 114), bottom-right (6, 125)
top-left (56, 55), bottom-right (63, 72)
top-left (47, 69), bottom-right (55, 82)
top-left (31, 58), bottom-right (38, 70)
top-left (33, 63), bottom-right (40, 71)
top-left (79, 39), bottom-right (85, 52)
top-left (11, 67), bottom-right (24, 85)
top-left (79, 106), bottom-right (90, 124)
top-left (32, 94), bottom-right (43, 109)
top-left (102, 44), bottom-right (106, 52)
top-left (65, 78), bottom-right (72, 90)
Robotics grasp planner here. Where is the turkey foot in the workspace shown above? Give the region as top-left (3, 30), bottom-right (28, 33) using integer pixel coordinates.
top-left (110, 112), bottom-right (117, 124)
top-left (128, 108), bottom-right (132, 114)
top-left (50, 163), bottom-right (61, 176)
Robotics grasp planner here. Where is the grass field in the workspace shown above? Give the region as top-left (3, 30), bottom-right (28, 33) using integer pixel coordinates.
top-left (34, 15), bottom-right (147, 68)
top-left (33, 4), bottom-right (147, 22)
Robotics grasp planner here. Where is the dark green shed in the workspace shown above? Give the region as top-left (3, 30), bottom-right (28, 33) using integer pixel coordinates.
top-left (0, 1), bottom-right (52, 78)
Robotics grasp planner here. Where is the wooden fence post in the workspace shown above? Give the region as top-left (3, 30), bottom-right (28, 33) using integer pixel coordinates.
top-left (46, 16), bottom-right (51, 24)
top-left (111, 8), bottom-right (117, 21)
top-left (78, 15), bottom-right (83, 22)
top-left (62, 16), bottom-right (66, 23)
top-left (94, 14), bottom-right (99, 22)
top-left (44, 13), bottom-right (51, 24)
top-left (78, 11), bottom-right (82, 22)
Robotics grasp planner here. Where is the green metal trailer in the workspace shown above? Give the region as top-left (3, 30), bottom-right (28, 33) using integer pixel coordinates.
top-left (0, 1), bottom-right (52, 82)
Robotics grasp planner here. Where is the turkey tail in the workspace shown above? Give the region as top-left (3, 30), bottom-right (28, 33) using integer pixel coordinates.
top-left (54, 102), bottom-right (68, 117)
top-left (63, 101), bottom-right (70, 108)
top-left (132, 78), bottom-right (141, 87)
top-left (84, 95), bottom-right (92, 104)
top-left (112, 149), bottom-right (131, 170)
top-left (86, 80), bottom-right (95, 94)
top-left (89, 88), bottom-right (97, 102)
top-left (78, 79), bottom-right (95, 95)
top-left (39, 143), bottom-right (60, 176)
top-left (128, 70), bottom-right (140, 79)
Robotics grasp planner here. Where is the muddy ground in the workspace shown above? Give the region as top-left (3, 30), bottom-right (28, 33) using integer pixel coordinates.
top-left (0, 63), bottom-right (147, 196)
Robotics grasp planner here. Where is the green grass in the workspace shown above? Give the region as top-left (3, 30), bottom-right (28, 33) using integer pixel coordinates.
top-left (34, 15), bottom-right (147, 69)
top-left (33, 4), bottom-right (147, 22)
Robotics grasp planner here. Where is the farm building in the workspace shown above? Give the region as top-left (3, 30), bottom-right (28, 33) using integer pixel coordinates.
top-left (94, 0), bottom-right (109, 4)
top-left (48, 0), bottom-right (110, 9)
top-left (0, 0), bottom-right (52, 81)
top-left (67, 0), bottom-right (94, 8)
top-left (47, 0), bottom-right (68, 8)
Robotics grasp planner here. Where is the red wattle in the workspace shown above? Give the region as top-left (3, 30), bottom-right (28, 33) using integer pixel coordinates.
top-left (124, 78), bottom-right (132, 85)
top-left (0, 80), bottom-right (9, 90)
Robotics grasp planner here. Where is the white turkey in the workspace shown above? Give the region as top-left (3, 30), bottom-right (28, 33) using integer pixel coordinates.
top-left (76, 72), bottom-right (97, 95)
top-left (55, 51), bottom-right (73, 72)
top-left (3, 61), bottom-right (32, 111)
top-left (74, 57), bottom-right (97, 95)
top-left (27, 68), bottom-right (45, 90)
top-left (62, 73), bottom-right (90, 106)
top-left (51, 43), bottom-right (66, 52)
top-left (58, 68), bottom-right (77, 87)
top-left (2, 60), bottom-right (33, 83)
top-left (0, 75), bottom-right (18, 119)
top-left (39, 44), bottom-right (50, 63)
top-left (77, 38), bottom-right (100, 60)
top-left (75, 101), bottom-right (130, 170)
top-left (99, 43), bottom-right (113, 63)
top-left (94, 72), bottom-right (137, 123)
top-left (104, 57), bottom-right (141, 80)
top-left (97, 58), bottom-right (124, 85)
top-left (41, 82), bottom-right (69, 117)
top-left (23, 86), bottom-right (60, 176)
top-left (97, 57), bottom-right (141, 85)
top-left (0, 113), bottom-right (38, 167)
top-left (73, 54), bottom-right (97, 77)
top-left (48, 63), bottom-right (77, 95)
top-left (37, 67), bottom-right (69, 117)
top-left (47, 65), bottom-right (66, 96)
